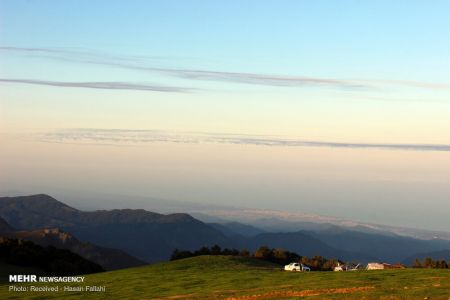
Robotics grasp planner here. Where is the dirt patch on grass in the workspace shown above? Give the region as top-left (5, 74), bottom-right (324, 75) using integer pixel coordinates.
top-left (164, 295), bottom-right (196, 299)
top-left (218, 285), bottom-right (294, 294)
top-left (158, 286), bottom-right (374, 300)
top-left (224, 286), bottom-right (375, 299)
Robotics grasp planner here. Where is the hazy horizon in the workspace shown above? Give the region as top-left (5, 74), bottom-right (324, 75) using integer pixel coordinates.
top-left (1, 1), bottom-right (450, 232)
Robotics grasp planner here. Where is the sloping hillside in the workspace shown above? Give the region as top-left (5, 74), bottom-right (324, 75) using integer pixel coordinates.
top-left (9, 228), bottom-right (145, 270)
top-left (0, 215), bottom-right (145, 270)
top-left (0, 237), bottom-right (104, 278)
top-left (1, 255), bottom-right (449, 299)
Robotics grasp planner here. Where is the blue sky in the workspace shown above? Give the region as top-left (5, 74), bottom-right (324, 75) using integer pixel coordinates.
top-left (1, 1), bottom-right (450, 230)
top-left (2, 0), bottom-right (450, 81)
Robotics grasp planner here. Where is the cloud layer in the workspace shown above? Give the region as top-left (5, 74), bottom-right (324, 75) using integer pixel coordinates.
top-left (0, 46), bottom-right (364, 89)
top-left (37, 128), bottom-right (450, 152)
top-left (2, 46), bottom-right (450, 91)
top-left (0, 78), bottom-right (192, 93)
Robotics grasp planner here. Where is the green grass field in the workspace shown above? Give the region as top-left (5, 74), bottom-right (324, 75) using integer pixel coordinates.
top-left (1, 256), bottom-right (449, 299)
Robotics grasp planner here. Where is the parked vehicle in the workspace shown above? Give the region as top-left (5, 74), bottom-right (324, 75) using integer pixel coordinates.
top-left (284, 262), bottom-right (310, 272)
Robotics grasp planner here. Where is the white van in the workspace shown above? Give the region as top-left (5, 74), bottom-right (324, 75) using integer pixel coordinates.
top-left (284, 262), bottom-right (311, 272)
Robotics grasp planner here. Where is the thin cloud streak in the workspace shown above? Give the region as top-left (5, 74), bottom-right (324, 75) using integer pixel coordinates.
top-left (362, 79), bottom-right (450, 90)
top-left (153, 69), bottom-right (364, 88)
top-left (0, 46), bottom-right (365, 89)
top-left (0, 78), bottom-right (193, 93)
top-left (0, 46), bottom-right (63, 54)
top-left (36, 128), bottom-right (450, 152)
top-left (2, 46), bottom-right (449, 90)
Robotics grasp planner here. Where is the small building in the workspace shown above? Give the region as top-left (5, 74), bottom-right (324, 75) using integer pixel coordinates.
top-left (367, 262), bottom-right (384, 270)
top-left (382, 263), bottom-right (405, 269)
top-left (367, 262), bottom-right (406, 270)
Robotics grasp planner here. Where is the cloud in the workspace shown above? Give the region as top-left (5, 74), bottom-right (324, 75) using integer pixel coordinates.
top-left (0, 46), bottom-right (364, 89)
top-left (360, 79), bottom-right (450, 90)
top-left (0, 46), bottom-right (63, 54)
top-left (2, 46), bottom-right (449, 91)
top-left (0, 78), bottom-right (193, 93)
top-left (36, 128), bottom-right (450, 152)
top-left (153, 69), bottom-right (364, 88)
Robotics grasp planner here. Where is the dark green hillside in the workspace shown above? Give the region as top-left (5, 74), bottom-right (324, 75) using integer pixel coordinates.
top-left (10, 228), bottom-right (146, 270)
top-left (0, 262), bottom-right (43, 279)
top-left (1, 255), bottom-right (450, 299)
top-left (0, 215), bottom-right (145, 270)
top-left (0, 237), bottom-right (104, 280)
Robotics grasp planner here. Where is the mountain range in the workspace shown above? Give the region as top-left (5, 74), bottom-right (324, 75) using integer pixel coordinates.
top-left (1, 194), bottom-right (449, 266)
top-left (0, 194), bottom-right (228, 262)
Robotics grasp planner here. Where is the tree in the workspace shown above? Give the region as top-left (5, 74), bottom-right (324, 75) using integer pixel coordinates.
top-left (222, 248), bottom-right (239, 256)
top-left (423, 257), bottom-right (434, 268)
top-left (413, 258), bottom-right (422, 268)
top-left (170, 249), bottom-right (193, 260)
top-left (438, 260), bottom-right (448, 269)
top-left (253, 246), bottom-right (272, 260)
top-left (211, 245), bottom-right (221, 255)
top-left (194, 246), bottom-right (211, 256)
top-left (272, 248), bottom-right (288, 261)
top-left (322, 259), bottom-right (339, 271)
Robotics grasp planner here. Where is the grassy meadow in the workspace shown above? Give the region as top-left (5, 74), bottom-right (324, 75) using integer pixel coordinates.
top-left (1, 255), bottom-right (449, 299)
